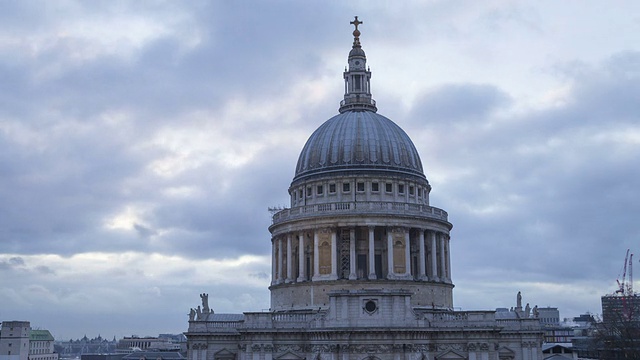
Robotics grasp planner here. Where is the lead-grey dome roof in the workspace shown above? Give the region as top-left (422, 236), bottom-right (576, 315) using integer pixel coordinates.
top-left (293, 110), bottom-right (426, 183)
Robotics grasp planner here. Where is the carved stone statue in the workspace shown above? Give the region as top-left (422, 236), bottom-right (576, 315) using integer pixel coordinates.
top-left (200, 293), bottom-right (210, 313)
top-left (516, 291), bottom-right (522, 309)
top-left (189, 308), bottom-right (196, 321)
top-left (196, 305), bottom-right (202, 320)
top-left (525, 303), bottom-right (531, 317)
top-left (533, 305), bottom-right (539, 318)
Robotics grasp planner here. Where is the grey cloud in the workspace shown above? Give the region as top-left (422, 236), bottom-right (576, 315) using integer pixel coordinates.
top-left (408, 83), bottom-right (511, 125)
top-left (0, 257), bottom-right (26, 270)
top-left (134, 224), bottom-right (158, 239)
top-left (408, 52), bottom-right (640, 295)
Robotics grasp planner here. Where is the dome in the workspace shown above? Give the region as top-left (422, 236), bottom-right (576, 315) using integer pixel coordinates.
top-left (293, 110), bottom-right (426, 183)
top-left (349, 47), bottom-right (365, 57)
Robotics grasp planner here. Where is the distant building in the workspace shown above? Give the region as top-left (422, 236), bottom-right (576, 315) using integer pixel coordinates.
top-left (601, 294), bottom-right (640, 324)
top-left (29, 330), bottom-right (58, 360)
top-left (55, 335), bottom-right (116, 357)
top-left (0, 321), bottom-right (31, 360)
top-left (537, 307), bottom-right (560, 326)
top-left (116, 337), bottom-right (181, 354)
top-left (0, 321), bottom-right (58, 360)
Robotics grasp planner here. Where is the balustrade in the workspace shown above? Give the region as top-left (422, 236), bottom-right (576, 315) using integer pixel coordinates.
top-left (272, 201), bottom-right (448, 225)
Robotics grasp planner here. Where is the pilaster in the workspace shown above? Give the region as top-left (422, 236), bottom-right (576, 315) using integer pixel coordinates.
top-left (418, 229), bottom-right (427, 280)
top-left (368, 226), bottom-right (376, 279)
top-left (297, 232), bottom-right (305, 282)
top-left (349, 227), bottom-right (357, 279)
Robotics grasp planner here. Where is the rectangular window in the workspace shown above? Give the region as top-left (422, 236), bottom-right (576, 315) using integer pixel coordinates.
top-left (317, 185), bottom-right (323, 195)
top-left (293, 191), bottom-right (297, 200)
top-left (409, 186), bottom-right (415, 195)
top-left (385, 183), bottom-right (393, 192)
top-left (329, 184), bottom-right (336, 193)
top-left (398, 184), bottom-right (405, 194)
top-left (299, 189), bottom-right (302, 199)
top-left (307, 187), bottom-right (312, 197)
top-left (418, 188), bottom-right (422, 197)
top-left (357, 182), bottom-right (365, 192)
top-left (371, 182), bottom-right (379, 192)
top-left (343, 183), bottom-right (351, 192)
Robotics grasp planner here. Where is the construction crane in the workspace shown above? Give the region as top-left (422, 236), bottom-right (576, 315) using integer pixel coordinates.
top-left (615, 249), bottom-right (634, 296)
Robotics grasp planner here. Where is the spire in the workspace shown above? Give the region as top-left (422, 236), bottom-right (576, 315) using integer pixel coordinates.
top-left (339, 16), bottom-right (377, 113)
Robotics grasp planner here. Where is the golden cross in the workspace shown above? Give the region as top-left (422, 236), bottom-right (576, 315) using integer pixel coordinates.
top-left (350, 16), bottom-right (362, 31)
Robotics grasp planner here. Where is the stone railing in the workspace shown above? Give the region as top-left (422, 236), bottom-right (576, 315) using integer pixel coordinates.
top-left (243, 311), bottom-right (324, 329)
top-left (187, 321), bottom-right (243, 333)
top-left (189, 310), bottom-right (539, 331)
top-left (339, 97), bottom-right (376, 107)
top-left (496, 318), bottom-right (542, 331)
top-left (423, 311), bottom-right (497, 328)
top-left (271, 201), bottom-right (448, 225)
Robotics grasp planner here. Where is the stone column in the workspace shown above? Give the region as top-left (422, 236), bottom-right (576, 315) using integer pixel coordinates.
top-left (387, 227), bottom-right (394, 278)
top-left (349, 228), bottom-right (357, 279)
top-left (286, 234), bottom-right (293, 283)
top-left (368, 226), bottom-right (376, 279)
top-left (404, 229), bottom-right (411, 276)
top-left (271, 238), bottom-right (277, 285)
top-left (313, 230), bottom-right (320, 280)
top-left (445, 233), bottom-right (451, 282)
top-left (430, 231), bottom-right (438, 281)
top-left (439, 232), bottom-right (446, 281)
top-left (418, 230), bottom-right (426, 280)
top-left (277, 237), bottom-right (284, 283)
top-left (297, 232), bottom-right (305, 282)
top-left (330, 229), bottom-right (338, 280)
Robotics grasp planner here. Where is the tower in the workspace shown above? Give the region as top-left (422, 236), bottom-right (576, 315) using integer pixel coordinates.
top-left (268, 16), bottom-right (453, 312)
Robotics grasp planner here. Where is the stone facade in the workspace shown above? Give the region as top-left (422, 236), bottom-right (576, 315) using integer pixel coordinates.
top-left (185, 17), bottom-right (543, 360)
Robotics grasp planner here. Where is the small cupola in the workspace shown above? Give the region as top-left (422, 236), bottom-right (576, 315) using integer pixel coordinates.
top-left (339, 16), bottom-right (377, 113)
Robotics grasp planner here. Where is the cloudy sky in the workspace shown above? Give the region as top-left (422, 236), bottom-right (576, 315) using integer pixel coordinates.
top-left (1, 1), bottom-right (639, 340)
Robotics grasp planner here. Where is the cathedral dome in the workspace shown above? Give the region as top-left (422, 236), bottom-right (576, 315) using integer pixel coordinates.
top-left (293, 110), bottom-right (426, 183)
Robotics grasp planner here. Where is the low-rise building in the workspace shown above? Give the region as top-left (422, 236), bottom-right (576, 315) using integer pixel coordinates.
top-left (0, 321), bottom-right (58, 360)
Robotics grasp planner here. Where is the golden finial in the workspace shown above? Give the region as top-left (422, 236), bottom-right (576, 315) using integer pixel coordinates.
top-left (350, 16), bottom-right (362, 47)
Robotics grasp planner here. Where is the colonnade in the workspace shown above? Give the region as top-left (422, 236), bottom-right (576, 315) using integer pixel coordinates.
top-left (270, 226), bottom-right (451, 286)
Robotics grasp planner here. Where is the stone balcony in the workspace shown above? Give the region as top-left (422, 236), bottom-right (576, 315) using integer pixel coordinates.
top-left (271, 201), bottom-right (448, 225)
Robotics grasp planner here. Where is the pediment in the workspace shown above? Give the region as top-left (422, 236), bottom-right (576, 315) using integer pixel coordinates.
top-left (435, 350), bottom-right (465, 360)
top-left (497, 346), bottom-right (515, 360)
top-left (214, 349), bottom-right (236, 360)
top-left (274, 351), bottom-right (305, 360)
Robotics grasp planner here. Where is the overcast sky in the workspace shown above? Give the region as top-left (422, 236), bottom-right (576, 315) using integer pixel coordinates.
top-left (1, 1), bottom-right (639, 341)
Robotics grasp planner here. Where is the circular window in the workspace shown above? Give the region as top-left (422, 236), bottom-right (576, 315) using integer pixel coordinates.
top-left (355, 60), bottom-right (360, 65)
top-left (364, 300), bottom-right (377, 313)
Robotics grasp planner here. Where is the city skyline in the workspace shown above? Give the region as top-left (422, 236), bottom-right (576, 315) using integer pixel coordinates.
top-left (1, 2), bottom-right (639, 340)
